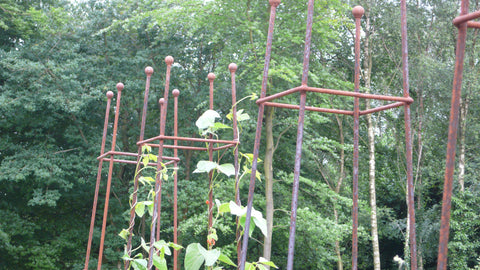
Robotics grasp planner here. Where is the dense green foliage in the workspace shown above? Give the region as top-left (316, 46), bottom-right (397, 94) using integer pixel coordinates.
top-left (1, 0), bottom-right (480, 269)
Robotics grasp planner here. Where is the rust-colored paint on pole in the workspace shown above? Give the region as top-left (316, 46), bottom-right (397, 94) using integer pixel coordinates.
top-left (207, 73), bottom-right (215, 232)
top-left (172, 89), bottom-right (180, 270)
top-left (351, 6), bottom-right (363, 270)
top-left (239, 1), bottom-right (280, 269)
top-left (97, 83), bottom-right (124, 270)
top-left (125, 67), bottom-right (155, 269)
top-left (229, 63), bottom-right (243, 264)
top-left (84, 91), bottom-right (113, 270)
top-left (148, 56), bottom-right (174, 269)
top-left (452, 9), bottom-right (480, 25)
top-left (400, 0), bottom-right (418, 268)
top-left (438, 0), bottom-right (469, 268)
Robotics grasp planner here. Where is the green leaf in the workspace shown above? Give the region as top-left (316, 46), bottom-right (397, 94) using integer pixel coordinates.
top-left (252, 209), bottom-right (268, 237)
top-left (184, 243), bottom-right (205, 270)
top-left (168, 242), bottom-right (183, 251)
top-left (118, 229), bottom-right (129, 240)
top-left (217, 253), bottom-right (237, 267)
top-left (229, 201), bottom-right (246, 216)
top-left (212, 122), bottom-right (231, 130)
top-left (193, 160), bottom-right (218, 174)
top-left (245, 262), bottom-right (255, 270)
top-left (218, 202), bottom-right (231, 214)
top-left (145, 201), bottom-right (154, 216)
top-left (132, 259), bottom-right (148, 270)
top-left (135, 201), bottom-right (146, 217)
top-left (196, 110), bottom-right (220, 130)
top-left (141, 237), bottom-right (150, 252)
top-left (153, 240), bottom-right (171, 256)
top-left (153, 254), bottom-right (167, 270)
top-left (217, 163), bottom-right (235, 177)
top-left (258, 257), bottom-right (278, 268)
top-left (148, 153), bottom-right (158, 162)
top-left (200, 248), bottom-right (221, 267)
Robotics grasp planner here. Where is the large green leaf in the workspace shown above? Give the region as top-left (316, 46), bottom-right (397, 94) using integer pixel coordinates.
top-left (184, 243), bottom-right (205, 270)
top-left (193, 160), bottom-right (218, 174)
top-left (195, 110), bottom-right (220, 130)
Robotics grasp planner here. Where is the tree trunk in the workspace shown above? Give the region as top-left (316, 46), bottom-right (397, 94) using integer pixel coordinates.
top-left (263, 106), bottom-right (275, 268)
top-left (363, 6), bottom-right (381, 270)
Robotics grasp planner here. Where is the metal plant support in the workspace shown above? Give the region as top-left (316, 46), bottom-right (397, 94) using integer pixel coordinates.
top-left (239, 1), bottom-right (417, 269)
top-left (83, 57), bottom-right (241, 270)
top-left (437, 0), bottom-right (480, 269)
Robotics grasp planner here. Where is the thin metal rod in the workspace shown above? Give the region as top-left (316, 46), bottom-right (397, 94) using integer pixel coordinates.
top-left (351, 6), bottom-right (364, 270)
top-left (286, 0), bottom-right (314, 268)
top-left (172, 89), bottom-right (180, 270)
top-left (137, 135), bottom-right (239, 146)
top-left (97, 83), bottom-right (124, 270)
top-left (467, 21), bottom-right (480, 28)
top-left (97, 151), bottom-right (179, 161)
top-left (125, 67), bottom-right (154, 269)
top-left (263, 101), bottom-right (354, 115)
top-left (400, 0), bottom-right (417, 268)
top-left (229, 63), bottom-right (242, 264)
top-left (207, 73), bottom-right (215, 232)
top-left (148, 56), bottom-right (174, 269)
top-left (438, 0), bottom-right (469, 268)
top-left (100, 158), bottom-right (176, 166)
top-left (256, 86), bottom-right (413, 105)
top-left (239, 1), bottom-right (280, 269)
top-left (84, 91), bottom-right (113, 270)
top-left (452, 9), bottom-right (480, 25)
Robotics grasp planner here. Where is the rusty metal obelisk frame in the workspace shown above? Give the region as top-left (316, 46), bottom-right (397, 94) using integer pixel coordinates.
top-left (238, 1), bottom-right (417, 269)
top-left (83, 58), bottom-right (241, 270)
top-left (437, 0), bottom-right (480, 269)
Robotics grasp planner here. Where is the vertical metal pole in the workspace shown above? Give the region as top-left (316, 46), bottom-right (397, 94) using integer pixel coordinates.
top-left (351, 6), bottom-right (364, 270)
top-left (207, 73), bottom-right (216, 232)
top-left (239, 1), bottom-right (280, 269)
top-left (148, 56), bottom-right (174, 269)
top-left (172, 89), bottom-right (180, 270)
top-left (286, 0), bottom-right (314, 269)
top-left (228, 63), bottom-right (242, 263)
top-left (437, 0), bottom-right (469, 268)
top-left (84, 91), bottom-right (113, 270)
top-left (400, 0), bottom-right (417, 269)
top-left (97, 83), bottom-right (124, 270)
top-left (125, 67), bottom-right (154, 270)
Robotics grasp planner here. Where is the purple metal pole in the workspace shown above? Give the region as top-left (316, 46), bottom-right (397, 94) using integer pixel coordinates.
top-left (125, 67), bottom-right (154, 269)
top-left (286, 0), bottom-right (314, 268)
top-left (97, 83), bottom-right (124, 270)
top-left (400, 0), bottom-right (417, 268)
top-left (172, 89), bottom-right (180, 270)
top-left (352, 6), bottom-right (364, 270)
top-left (84, 91), bottom-right (113, 270)
top-left (239, 1), bottom-right (280, 269)
top-left (148, 56), bottom-right (174, 269)
top-left (437, 0), bottom-right (469, 268)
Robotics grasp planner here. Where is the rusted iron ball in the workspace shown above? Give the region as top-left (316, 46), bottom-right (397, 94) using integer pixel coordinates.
top-left (116, 82), bottom-right (124, 91)
top-left (159, 98), bottom-right (165, 105)
top-left (352, 6), bottom-right (364, 18)
top-left (172, 89), bottom-right (180, 97)
top-left (269, 0), bottom-right (281, 7)
top-left (165, 56), bottom-right (174, 65)
top-left (145, 66), bottom-right (154, 75)
top-left (208, 73), bottom-right (216, 81)
top-left (228, 63), bottom-right (237, 73)
top-left (106, 91), bottom-right (114, 99)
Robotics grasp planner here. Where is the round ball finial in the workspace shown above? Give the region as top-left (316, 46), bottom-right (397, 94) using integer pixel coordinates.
top-left (228, 63), bottom-right (238, 73)
top-left (352, 6), bottom-right (365, 18)
top-left (172, 89), bottom-right (180, 97)
top-left (159, 98), bottom-right (165, 105)
top-left (106, 91), bottom-right (114, 99)
top-left (208, 73), bottom-right (216, 81)
top-left (269, 0), bottom-right (281, 7)
top-left (165, 56), bottom-right (174, 65)
top-left (145, 66), bottom-right (154, 76)
top-left (116, 82), bottom-right (124, 91)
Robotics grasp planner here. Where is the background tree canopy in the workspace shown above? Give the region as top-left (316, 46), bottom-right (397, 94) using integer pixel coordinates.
top-left (1, 0), bottom-right (480, 269)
